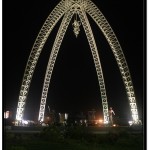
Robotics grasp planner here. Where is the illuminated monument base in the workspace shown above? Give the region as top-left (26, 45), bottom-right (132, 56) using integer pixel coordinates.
top-left (16, 0), bottom-right (139, 125)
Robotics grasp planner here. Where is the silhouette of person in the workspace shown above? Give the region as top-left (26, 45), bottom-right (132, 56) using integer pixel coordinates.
top-left (109, 107), bottom-right (115, 126)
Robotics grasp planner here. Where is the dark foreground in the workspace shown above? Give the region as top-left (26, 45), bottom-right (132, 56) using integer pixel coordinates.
top-left (4, 125), bottom-right (144, 150)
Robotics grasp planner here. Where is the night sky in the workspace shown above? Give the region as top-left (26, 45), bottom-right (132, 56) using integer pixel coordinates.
top-left (3, 0), bottom-right (145, 121)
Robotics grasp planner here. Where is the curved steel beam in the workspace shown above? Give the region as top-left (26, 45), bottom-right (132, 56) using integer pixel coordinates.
top-left (86, 0), bottom-right (139, 122)
top-left (16, 0), bottom-right (67, 120)
top-left (16, 0), bottom-right (139, 124)
top-left (38, 9), bottom-right (74, 122)
top-left (78, 9), bottom-right (109, 124)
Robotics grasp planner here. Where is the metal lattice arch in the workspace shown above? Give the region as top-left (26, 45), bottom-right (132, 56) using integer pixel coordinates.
top-left (16, 0), bottom-right (139, 124)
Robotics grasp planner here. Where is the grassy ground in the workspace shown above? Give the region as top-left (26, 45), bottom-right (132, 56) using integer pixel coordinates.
top-left (4, 126), bottom-right (144, 150)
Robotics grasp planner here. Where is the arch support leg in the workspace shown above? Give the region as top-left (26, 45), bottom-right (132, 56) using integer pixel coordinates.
top-left (86, 0), bottom-right (139, 123)
top-left (78, 9), bottom-right (109, 124)
top-left (16, 1), bottom-right (66, 121)
top-left (38, 10), bottom-right (74, 122)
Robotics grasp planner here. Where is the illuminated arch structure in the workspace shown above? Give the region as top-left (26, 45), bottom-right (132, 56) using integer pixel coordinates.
top-left (16, 0), bottom-right (139, 124)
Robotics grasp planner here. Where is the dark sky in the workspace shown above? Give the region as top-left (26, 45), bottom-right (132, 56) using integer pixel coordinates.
top-left (3, 0), bottom-right (145, 121)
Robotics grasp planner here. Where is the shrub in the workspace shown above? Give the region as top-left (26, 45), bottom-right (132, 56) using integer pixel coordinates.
top-left (11, 146), bottom-right (26, 150)
top-left (40, 125), bottom-right (64, 142)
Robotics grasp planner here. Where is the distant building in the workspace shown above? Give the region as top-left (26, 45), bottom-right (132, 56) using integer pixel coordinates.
top-left (59, 113), bottom-right (68, 124)
top-left (88, 110), bottom-right (96, 121)
top-left (87, 110), bottom-right (97, 126)
top-left (44, 109), bottom-right (60, 124)
top-left (4, 111), bottom-right (12, 119)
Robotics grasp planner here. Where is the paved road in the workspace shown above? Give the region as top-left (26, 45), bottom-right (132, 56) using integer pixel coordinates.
top-left (5, 125), bottom-right (143, 134)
